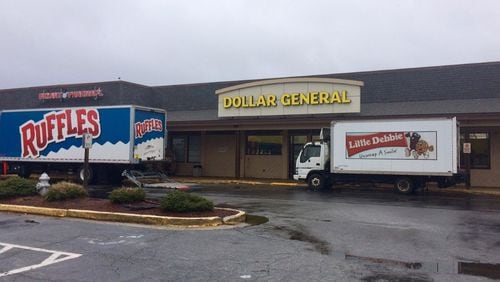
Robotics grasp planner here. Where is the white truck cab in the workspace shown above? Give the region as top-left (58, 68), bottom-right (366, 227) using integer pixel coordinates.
top-left (293, 141), bottom-right (329, 182)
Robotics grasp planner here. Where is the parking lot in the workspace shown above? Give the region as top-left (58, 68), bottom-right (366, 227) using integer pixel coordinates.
top-left (1, 185), bottom-right (499, 281)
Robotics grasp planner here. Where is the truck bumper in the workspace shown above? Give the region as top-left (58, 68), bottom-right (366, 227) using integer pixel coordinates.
top-left (293, 174), bottom-right (301, 181)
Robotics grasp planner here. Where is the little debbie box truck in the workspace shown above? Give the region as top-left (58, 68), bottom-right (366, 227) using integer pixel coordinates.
top-left (294, 117), bottom-right (464, 193)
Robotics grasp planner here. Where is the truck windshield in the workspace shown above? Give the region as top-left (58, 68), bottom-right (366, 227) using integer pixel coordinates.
top-left (300, 145), bottom-right (320, 162)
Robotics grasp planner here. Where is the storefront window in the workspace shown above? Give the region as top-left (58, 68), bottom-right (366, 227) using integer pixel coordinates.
top-left (460, 132), bottom-right (490, 169)
top-left (188, 135), bottom-right (201, 163)
top-left (246, 135), bottom-right (282, 155)
top-left (171, 134), bottom-right (201, 163)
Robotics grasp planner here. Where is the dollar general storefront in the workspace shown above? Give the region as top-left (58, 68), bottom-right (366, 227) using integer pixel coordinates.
top-left (0, 62), bottom-right (499, 187)
top-left (163, 62), bottom-right (500, 187)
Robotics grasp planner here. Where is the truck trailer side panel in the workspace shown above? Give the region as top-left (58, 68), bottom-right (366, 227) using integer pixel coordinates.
top-left (0, 106), bottom-right (166, 164)
top-left (331, 117), bottom-right (458, 176)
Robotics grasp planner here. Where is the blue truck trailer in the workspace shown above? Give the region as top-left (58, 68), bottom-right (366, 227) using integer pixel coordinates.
top-left (0, 105), bottom-right (167, 184)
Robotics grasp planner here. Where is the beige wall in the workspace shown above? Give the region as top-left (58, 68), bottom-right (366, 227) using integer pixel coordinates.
top-left (243, 130), bottom-right (288, 179)
top-left (471, 130), bottom-right (499, 187)
top-left (244, 155), bottom-right (286, 179)
top-left (203, 134), bottom-right (236, 177)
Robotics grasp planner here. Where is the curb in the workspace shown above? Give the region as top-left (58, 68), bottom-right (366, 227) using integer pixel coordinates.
top-left (218, 208), bottom-right (247, 225)
top-left (173, 178), bottom-right (303, 187)
top-left (0, 204), bottom-right (246, 228)
top-left (427, 189), bottom-right (500, 197)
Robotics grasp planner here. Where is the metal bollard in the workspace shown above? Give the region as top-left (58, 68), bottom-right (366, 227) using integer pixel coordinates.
top-left (36, 173), bottom-right (51, 195)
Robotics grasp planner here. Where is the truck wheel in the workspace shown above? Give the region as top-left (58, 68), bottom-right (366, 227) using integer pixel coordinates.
top-left (308, 173), bottom-right (324, 190)
top-left (78, 166), bottom-right (94, 184)
top-left (394, 177), bottom-right (414, 194)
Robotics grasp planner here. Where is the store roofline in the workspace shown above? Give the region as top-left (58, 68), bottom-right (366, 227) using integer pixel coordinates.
top-left (1, 61), bottom-right (499, 93)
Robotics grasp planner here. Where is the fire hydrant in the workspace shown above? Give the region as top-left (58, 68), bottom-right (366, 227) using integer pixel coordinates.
top-left (36, 173), bottom-right (51, 195)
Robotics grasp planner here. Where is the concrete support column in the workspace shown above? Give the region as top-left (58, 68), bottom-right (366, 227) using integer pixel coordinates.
top-left (235, 130), bottom-right (241, 179)
top-left (282, 130), bottom-right (289, 179)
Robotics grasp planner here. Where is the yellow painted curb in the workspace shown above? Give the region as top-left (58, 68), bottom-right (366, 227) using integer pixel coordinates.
top-left (66, 209), bottom-right (223, 227)
top-left (0, 204), bottom-right (67, 217)
top-left (270, 182), bottom-right (300, 186)
top-left (0, 204), bottom-right (245, 228)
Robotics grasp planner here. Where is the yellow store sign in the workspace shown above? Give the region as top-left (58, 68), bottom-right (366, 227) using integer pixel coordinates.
top-left (216, 77), bottom-right (363, 117)
top-left (223, 90), bottom-right (351, 109)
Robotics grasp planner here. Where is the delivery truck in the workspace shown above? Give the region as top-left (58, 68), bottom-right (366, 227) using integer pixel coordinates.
top-left (293, 117), bottom-right (464, 193)
top-left (0, 105), bottom-right (167, 184)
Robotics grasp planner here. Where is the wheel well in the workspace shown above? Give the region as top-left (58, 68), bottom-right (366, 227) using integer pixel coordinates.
top-left (306, 171), bottom-right (324, 181)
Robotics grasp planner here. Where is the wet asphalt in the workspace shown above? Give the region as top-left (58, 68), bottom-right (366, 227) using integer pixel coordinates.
top-left (0, 184), bottom-right (499, 281)
top-left (152, 184), bottom-right (500, 213)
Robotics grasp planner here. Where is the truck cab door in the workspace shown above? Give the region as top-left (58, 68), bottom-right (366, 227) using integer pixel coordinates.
top-left (294, 144), bottom-right (322, 180)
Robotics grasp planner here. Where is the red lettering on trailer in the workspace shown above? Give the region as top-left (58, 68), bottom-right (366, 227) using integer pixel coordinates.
top-left (20, 108), bottom-right (101, 158)
top-left (134, 118), bottom-right (163, 138)
top-left (346, 132), bottom-right (407, 157)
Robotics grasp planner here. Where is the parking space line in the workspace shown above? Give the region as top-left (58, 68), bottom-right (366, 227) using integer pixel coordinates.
top-left (0, 245), bottom-right (14, 254)
top-left (0, 242), bottom-right (82, 278)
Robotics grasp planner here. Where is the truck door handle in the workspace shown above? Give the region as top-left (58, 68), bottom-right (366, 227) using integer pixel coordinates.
top-left (316, 163), bottom-right (320, 166)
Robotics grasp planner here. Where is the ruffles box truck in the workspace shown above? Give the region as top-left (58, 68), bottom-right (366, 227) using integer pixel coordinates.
top-left (0, 105), bottom-right (167, 185)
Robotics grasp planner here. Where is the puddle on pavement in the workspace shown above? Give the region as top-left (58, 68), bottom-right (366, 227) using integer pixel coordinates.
top-left (245, 214), bottom-right (269, 225)
top-left (274, 225), bottom-right (330, 255)
top-left (346, 254), bottom-right (422, 270)
top-left (361, 273), bottom-right (430, 282)
top-left (346, 254), bottom-right (500, 280)
top-left (458, 261), bottom-right (500, 279)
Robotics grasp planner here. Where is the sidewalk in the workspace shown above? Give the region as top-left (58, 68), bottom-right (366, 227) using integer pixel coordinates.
top-left (170, 176), bottom-right (500, 197)
top-left (170, 176), bottom-right (303, 187)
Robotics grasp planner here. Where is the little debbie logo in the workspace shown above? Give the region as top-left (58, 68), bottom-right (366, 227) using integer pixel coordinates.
top-left (347, 132), bottom-right (407, 157)
top-left (346, 131), bottom-right (437, 160)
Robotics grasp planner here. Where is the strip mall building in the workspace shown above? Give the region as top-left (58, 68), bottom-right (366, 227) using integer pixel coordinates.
top-left (1, 62), bottom-right (499, 187)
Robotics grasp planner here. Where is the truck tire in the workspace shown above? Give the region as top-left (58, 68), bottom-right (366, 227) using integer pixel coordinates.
top-left (394, 177), bottom-right (414, 194)
top-left (17, 165), bottom-right (31, 179)
top-left (78, 166), bottom-right (94, 184)
top-left (308, 173), bottom-right (325, 190)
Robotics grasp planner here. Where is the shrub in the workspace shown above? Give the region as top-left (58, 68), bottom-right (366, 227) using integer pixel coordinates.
top-left (44, 181), bottom-right (88, 201)
top-left (0, 177), bottom-right (37, 198)
top-left (109, 187), bottom-right (145, 204)
top-left (160, 191), bottom-right (214, 212)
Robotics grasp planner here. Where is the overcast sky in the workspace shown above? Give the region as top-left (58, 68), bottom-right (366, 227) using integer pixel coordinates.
top-left (1, 0), bottom-right (499, 89)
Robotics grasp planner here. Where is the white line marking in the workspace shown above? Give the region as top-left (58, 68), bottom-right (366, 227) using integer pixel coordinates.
top-left (0, 242), bottom-right (82, 278)
top-left (0, 245), bottom-right (14, 254)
